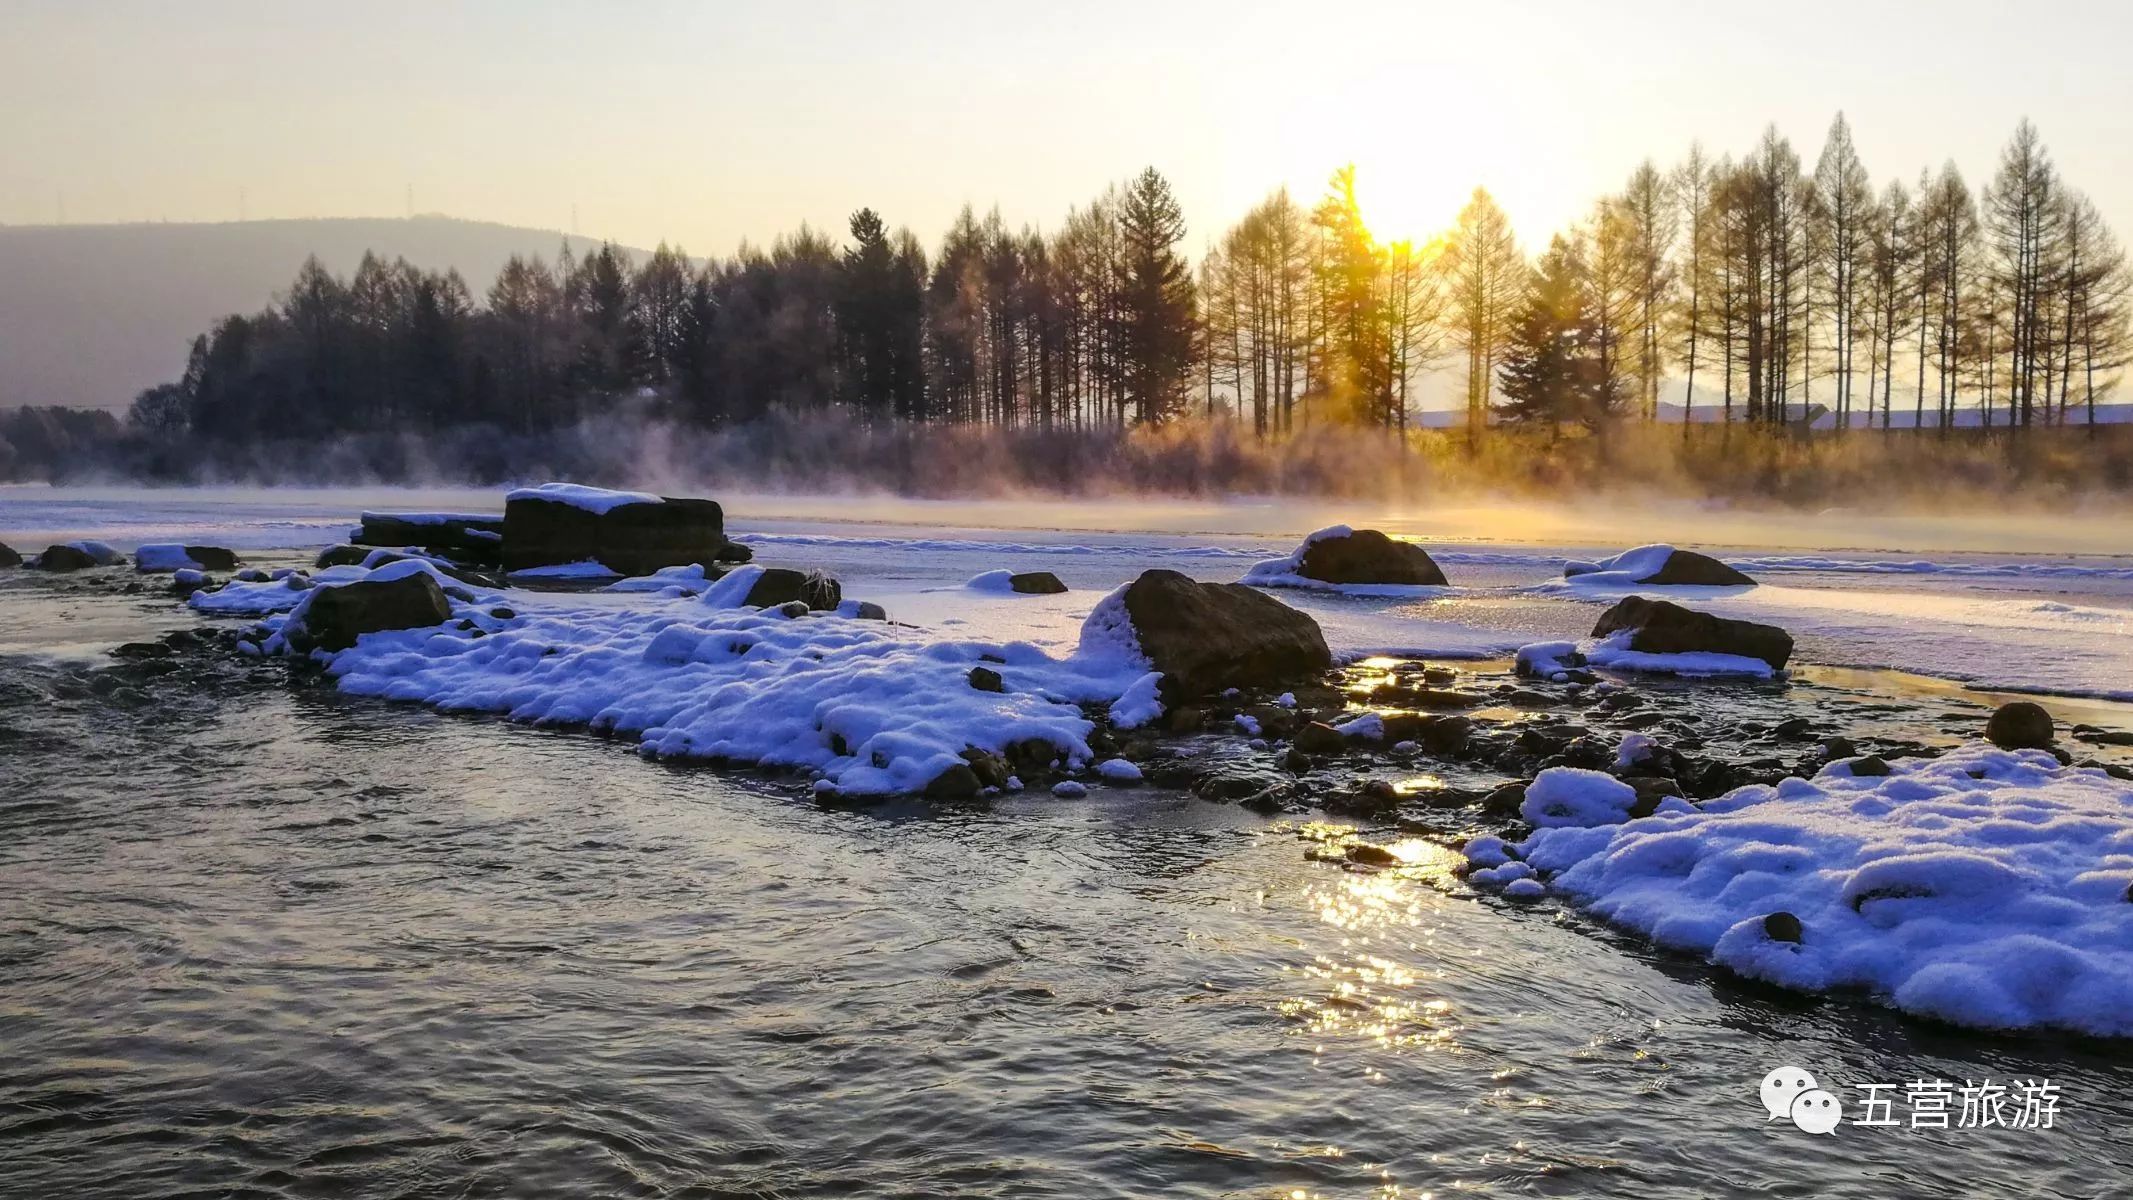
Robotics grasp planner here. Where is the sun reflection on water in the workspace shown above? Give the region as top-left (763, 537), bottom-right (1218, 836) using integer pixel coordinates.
top-left (1275, 827), bottom-right (1468, 1057)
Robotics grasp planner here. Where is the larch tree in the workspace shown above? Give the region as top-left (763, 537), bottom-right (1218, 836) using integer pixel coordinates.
top-left (1619, 160), bottom-right (1678, 421)
top-left (1671, 143), bottom-right (1714, 429)
top-left (1815, 113), bottom-right (1873, 431)
top-left (1443, 187), bottom-right (1523, 445)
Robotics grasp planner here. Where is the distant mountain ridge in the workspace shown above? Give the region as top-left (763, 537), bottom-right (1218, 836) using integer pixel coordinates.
top-left (0, 216), bottom-right (647, 413)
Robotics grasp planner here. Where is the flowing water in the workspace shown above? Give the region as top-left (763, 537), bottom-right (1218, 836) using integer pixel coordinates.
top-left (4, 494), bottom-right (2133, 1198)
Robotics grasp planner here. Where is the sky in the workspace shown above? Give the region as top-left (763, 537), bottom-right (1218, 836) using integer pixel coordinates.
top-left (5, 0), bottom-right (2133, 258)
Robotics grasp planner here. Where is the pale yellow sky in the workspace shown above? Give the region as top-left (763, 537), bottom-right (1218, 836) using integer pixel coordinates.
top-left (6, 0), bottom-right (2131, 255)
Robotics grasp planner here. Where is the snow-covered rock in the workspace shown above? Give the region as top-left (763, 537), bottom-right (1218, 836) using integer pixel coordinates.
top-left (1562, 544), bottom-right (1754, 588)
top-left (134, 543), bottom-right (238, 573)
top-left (1096, 758), bottom-right (1144, 784)
top-left (1092, 569), bottom-right (1330, 697)
top-left (34, 540), bottom-right (122, 570)
top-left (501, 483), bottom-right (727, 577)
top-left (281, 559), bottom-right (458, 652)
top-left (1242, 525), bottom-right (1450, 593)
top-left (1589, 595), bottom-right (1793, 671)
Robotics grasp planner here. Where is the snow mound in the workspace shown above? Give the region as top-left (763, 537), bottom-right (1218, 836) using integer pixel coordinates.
top-left (1520, 768), bottom-right (1639, 828)
top-left (1096, 758), bottom-right (1144, 783)
top-left (966, 569), bottom-right (1017, 592)
top-left (1486, 743), bottom-right (2133, 1037)
top-left (605, 564), bottom-right (714, 595)
top-left (1109, 671), bottom-right (1165, 729)
top-left (504, 482), bottom-right (661, 514)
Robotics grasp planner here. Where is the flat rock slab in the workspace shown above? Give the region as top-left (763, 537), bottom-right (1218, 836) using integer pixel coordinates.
top-left (502, 491), bottom-right (726, 577)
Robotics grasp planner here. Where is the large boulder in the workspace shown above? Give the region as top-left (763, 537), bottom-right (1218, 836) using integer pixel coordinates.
top-left (1111, 569), bottom-right (1332, 696)
top-left (356, 512), bottom-right (505, 566)
top-left (1009, 571), bottom-right (1068, 594)
top-left (287, 571), bottom-right (453, 652)
top-left (742, 568), bottom-right (842, 611)
top-left (1985, 701), bottom-right (2055, 750)
top-left (0, 542), bottom-right (20, 568)
top-left (316, 544), bottom-right (371, 568)
top-left (35, 542), bottom-right (120, 570)
top-left (502, 483), bottom-right (728, 577)
top-left (1591, 595), bottom-right (1793, 670)
top-left (1565, 544), bottom-right (1754, 586)
top-left (1298, 528), bottom-right (1448, 586)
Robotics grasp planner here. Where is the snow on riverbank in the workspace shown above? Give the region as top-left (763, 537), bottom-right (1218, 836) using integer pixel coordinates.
top-left (1472, 744), bottom-right (2133, 1036)
top-left (230, 564), bottom-right (1155, 796)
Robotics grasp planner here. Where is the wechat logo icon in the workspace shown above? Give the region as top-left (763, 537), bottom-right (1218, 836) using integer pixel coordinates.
top-left (1761, 1066), bottom-right (1840, 1135)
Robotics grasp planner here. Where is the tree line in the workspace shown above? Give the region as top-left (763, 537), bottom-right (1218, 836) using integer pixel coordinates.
top-left (105, 116), bottom-right (2133, 461)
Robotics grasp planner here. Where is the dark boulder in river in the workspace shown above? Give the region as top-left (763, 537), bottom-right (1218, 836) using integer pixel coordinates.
top-left (1636, 548), bottom-right (1754, 586)
top-left (1985, 701), bottom-right (2055, 750)
top-left (1565, 545), bottom-right (1754, 586)
top-left (35, 543), bottom-right (114, 570)
top-left (0, 542), bottom-right (20, 567)
top-left (356, 512), bottom-right (505, 566)
top-left (743, 568), bottom-right (842, 611)
top-left (1298, 528), bottom-right (1448, 586)
top-left (1009, 571), bottom-right (1068, 594)
top-left (287, 571), bottom-right (453, 653)
top-left (501, 484), bottom-right (729, 577)
top-left (1591, 595), bottom-right (1793, 670)
top-left (1117, 569), bottom-right (1332, 697)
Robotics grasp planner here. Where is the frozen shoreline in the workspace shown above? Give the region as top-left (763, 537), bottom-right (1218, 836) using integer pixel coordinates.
top-left (4, 485), bottom-right (2131, 702)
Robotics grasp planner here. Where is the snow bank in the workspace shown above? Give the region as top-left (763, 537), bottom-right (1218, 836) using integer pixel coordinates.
top-left (232, 566), bottom-right (1157, 798)
top-left (966, 569), bottom-right (1018, 592)
top-left (504, 482), bottom-right (661, 514)
top-left (1515, 631), bottom-right (1777, 680)
top-left (1478, 744), bottom-right (2133, 1036)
